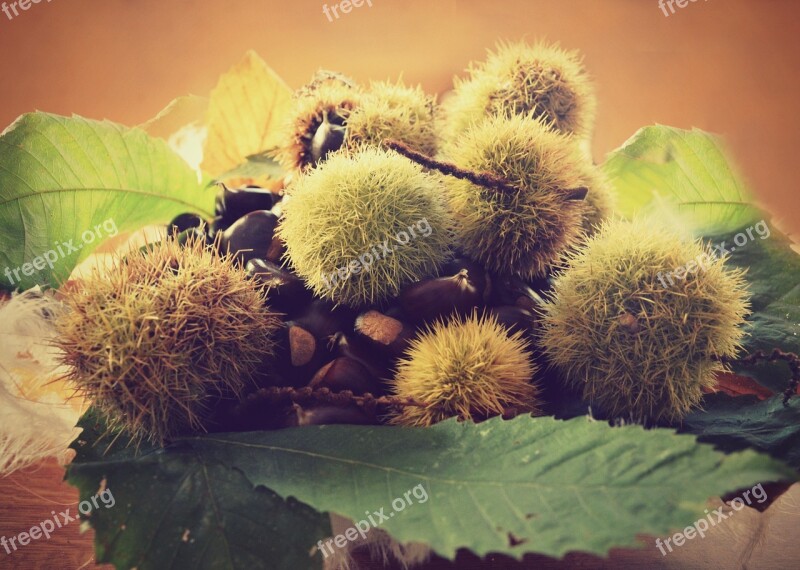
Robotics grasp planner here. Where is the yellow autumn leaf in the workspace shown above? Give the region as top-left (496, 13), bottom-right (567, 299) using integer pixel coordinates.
top-left (139, 94), bottom-right (209, 140)
top-left (201, 51), bottom-right (293, 176)
top-left (140, 95), bottom-right (210, 177)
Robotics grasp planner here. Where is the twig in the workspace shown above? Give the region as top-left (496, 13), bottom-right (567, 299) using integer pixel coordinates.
top-left (252, 346), bottom-right (800, 416)
top-left (248, 386), bottom-right (428, 416)
top-left (249, 386), bottom-right (526, 419)
top-left (385, 139), bottom-right (521, 195)
top-left (384, 139), bottom-right (587, 201)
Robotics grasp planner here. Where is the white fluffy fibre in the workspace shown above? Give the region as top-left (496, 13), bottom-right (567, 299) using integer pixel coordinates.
top-left (0, 288), bottom-right (85, 476)
top-left (0, 227), bottom-right (168, 477)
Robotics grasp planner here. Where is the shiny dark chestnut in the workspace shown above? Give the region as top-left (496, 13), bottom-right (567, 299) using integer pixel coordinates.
top-left (215, 183), bottom-right (278, 224)
top-left (488, 275), bottom-right (546, 313)
top-left (310, 112), bottom-right (347, 165)
top-left (441, 256), bottom-right (490, 300)
top-left (308, 357), bottom-right (377, 394)
top-left (209, 215), bottom-right (229, 241)
top-left (167, 213), bottom-right (205, 237)
top-left (220, 210), bottom-right (279, 266)
top-left (295, 300), bottom-right (357, 342)
top-left (331, 332), bottom-right (391, 382)
top-left (486, 305), bottom-right (537, 336)
top-left (245, 258), bottom-right (311, 312)
top-left (399, 269), bottom-right (483, 324)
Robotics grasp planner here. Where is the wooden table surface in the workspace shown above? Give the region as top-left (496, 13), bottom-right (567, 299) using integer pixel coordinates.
top-left (0, 459), bottom-right (105, 570)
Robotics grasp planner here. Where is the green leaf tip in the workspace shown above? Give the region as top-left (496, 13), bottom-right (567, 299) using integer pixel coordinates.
top-left (603, 124), bottom-right (764, 236)
top-left (0, 111), bottom-right (213, 291)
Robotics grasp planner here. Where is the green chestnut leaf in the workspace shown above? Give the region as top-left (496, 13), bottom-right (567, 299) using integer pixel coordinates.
top-left (68, 413), bottom-right (795, 564)
top-left (603, 125), bottom-right (764, 236)
top-left (66, 411), bottom-right (330, 570)
top-left (707, 223), bottom-right (800, 392)
top-left (0, 112), bottom-right (214, 291)
top-left (682, 394), bottom-right (800, 470)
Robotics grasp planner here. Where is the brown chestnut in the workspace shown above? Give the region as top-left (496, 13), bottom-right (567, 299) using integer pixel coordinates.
top-left (220, 210), bottom-right (279, 266)
top-left (354, 310), bottom-right (416, 358)
top-left (245, 258), bottom-right (311, 312)
top-left (486, 305), bottom-right (537, 336)
top-left (215, 183), bottom-right (278, 224)
top-left (273, 322), bottom-right (332, 386)
top-left (488, 276), bottom-right (546, 313)
top-left (441, 256), bottom-right (490, 300)
top-left (399, 269), bottom-right (483, 324)
top-left (309, 357), bottom-right (378, 394)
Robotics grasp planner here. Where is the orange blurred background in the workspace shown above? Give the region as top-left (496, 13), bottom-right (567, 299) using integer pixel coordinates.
top-left (0, 0), bottom-right (798, 233)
